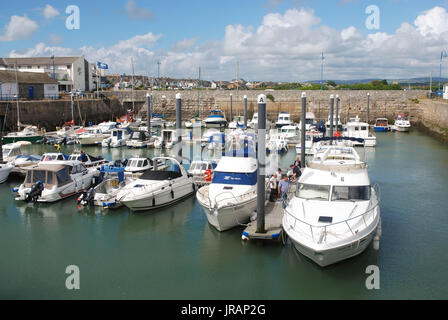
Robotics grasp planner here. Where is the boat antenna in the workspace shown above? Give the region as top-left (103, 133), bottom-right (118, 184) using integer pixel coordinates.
top-left (14, 60), bottom-right (20, 129)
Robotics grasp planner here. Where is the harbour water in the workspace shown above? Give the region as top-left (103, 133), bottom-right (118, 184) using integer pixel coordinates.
top-left (1, 130), bottom-right (448, 299)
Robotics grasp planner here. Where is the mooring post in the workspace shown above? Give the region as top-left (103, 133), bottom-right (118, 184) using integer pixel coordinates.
top-left (146, 93), bottom-right (151, 134)
top-left (329, 94), bottom-right (334, 140)
top-left (230, 93), bottom-right (233, 123)
top-left (257, 94), bottom-right (266, 234)
top-left (335, 94), bottom-right (340, 132)
top-left (244, 95), bottom-right (248, 129)
top-left (176, 93), bottom-right (182, 163)
top-left (70, 93), bottom-right (75, 124)
top-left (367, 92), bottom-right (370, 125)
top-left (300, 92), bottom-right (306, 168)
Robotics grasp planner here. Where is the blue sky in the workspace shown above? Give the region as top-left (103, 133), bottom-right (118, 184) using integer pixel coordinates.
top-left (1, 0), bottom-right (448, 81)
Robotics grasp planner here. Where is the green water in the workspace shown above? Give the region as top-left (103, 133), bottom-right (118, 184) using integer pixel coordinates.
top-left (1, 130), bottom-right (448, 299)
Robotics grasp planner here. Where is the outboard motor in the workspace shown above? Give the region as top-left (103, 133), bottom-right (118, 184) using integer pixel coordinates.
top-left (78, 187), bottom-right (95, 206)
top-left (25, 181), bottom-right (44, 203)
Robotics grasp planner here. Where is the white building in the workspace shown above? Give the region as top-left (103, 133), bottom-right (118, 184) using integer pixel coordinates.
top-left (0, 70), bottom-right (59, 100)
top-left (443, 84), bottom-right (448, 100)
top-left (0, 56), bottom-right (94, 92)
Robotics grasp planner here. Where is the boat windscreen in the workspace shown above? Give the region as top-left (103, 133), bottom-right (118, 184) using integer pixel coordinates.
top-left (56, 167), bottom-right (72, 185)
top-left (296, 183), bottom-right (330, 200)
top-left (139, 170), bottom-right (182, 180)
top-left (331, 185), bottom-right (371, 201)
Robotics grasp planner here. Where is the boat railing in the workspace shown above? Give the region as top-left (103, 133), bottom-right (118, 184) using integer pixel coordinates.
top-left (284, 184), bottom-right (380, 245)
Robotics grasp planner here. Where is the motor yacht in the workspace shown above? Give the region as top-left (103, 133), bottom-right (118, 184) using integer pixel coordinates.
top-left (266, 131), bottom-right (288, 153)
top-left (2, 143), bottom-right (22, 162)
top-left (102, 128), bottom-right (132, 148)
top-left (280, 125), bottom-right (300, 144)
top-left (116, 157), bottom-right (195, 211)
top-left (275, 112), bottom-right (293, 128)
top-left (282, 144), bottom-right (381, 267)
top-left (0, 162), bottom-right (13, 183)
top-left (374, 118), bottom-right (391, 132)
top-left (2, 125), bottom-right (44, 144)
top-left (228, 116), bottom-right (245, 129)
top-left (295, 129), bottom-right (323, 156)
top-left (78, 126), bottom-right (108, 146)
top-left (325, 114), bottom-right (344, 134)
top-left (13, 160), bottom-right (97, 203)
top-left (394, 114), bottom-right (411, 132)
top-left (185, 117), bottom-right (205, 129)
top-left (154, 130), bottom-right (178, 149)
top-left (196, 156), bottom-right (266, 231)
top-left (68, 152), bottom-right (108, 168)
top-left (126, 131), bottom-right (154, 148)
top-left (204, 109), bottom-right (228, 128)
top-left (298, 112), bottom-right (316, 131)
top-left (344, 116), bottom-right (376, 147)
top-left (188, 160), bottom-right (217, 186)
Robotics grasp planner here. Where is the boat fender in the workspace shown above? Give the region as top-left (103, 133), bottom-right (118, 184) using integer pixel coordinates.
top-left (171, 189), bottom-right (174, 199)
top-left (152, 197), bottom-right (155, 207)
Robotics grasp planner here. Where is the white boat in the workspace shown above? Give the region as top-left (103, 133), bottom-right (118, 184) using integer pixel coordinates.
top-left (0, 162), bottom-right (13, 183)
top-left (201, 128), bottom-right (220, 143)
top-left (275, 112), bottom-right (293, 128)
top-left (282, 144), bottom-right (381, 267)
top-left (344, 116), bottom-right (377, 147)
top-left (68, 152), bottom-right (109, 168)
top-left (196, 156), bottom-right (264, 231)
top-left (298, 112), bottom-right (316, 131)
top-left (13, 160), bottom-right (97, 203)
top-left (154, 130), bottom-right (177, 149)
top-left (40, 152), bottom-right (69, 162)
top-left (204, 109), bottom-right (228, 128)
top-left (150, 114), bottom-right (167, 128)
top-left (280, 125), bottom-right (300, 144)
top-left (266, 131), bottom-right (288, 153)
top-left (78, 127), bottom-right (108, 146)
top-left (394, 114), bottom-right (411, 132)
top-left (126, 131), bottom-right (153, 148)
top-left (188, 160), bottom-right (217, 186)
top-left (78, 165), bottom-right (132, 209)
top-left (102, 128), bottom-right (132, 148)
top-left (295, 129), bottom-right (323, 156)
top-left (2, 143), bottom-right (22, 162)
top-left (116, 157), bottom-right (195, 211)
top-left (207, 132), bottom-right (227, 150)
top-left (124, 157), bottom-right (162, 174)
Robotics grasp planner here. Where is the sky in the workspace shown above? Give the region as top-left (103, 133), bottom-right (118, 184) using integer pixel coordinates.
top-left (0, 0), bottom-right (448, 82)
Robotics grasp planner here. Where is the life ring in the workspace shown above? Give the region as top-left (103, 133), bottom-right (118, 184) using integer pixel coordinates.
top-left (203, 169), bottom-right (212, 182)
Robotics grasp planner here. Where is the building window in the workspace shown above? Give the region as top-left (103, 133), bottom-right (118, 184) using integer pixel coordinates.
top-left (67, 65), bottom-right (71, 69)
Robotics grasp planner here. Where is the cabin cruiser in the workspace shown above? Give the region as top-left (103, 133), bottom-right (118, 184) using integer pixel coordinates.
top-left (2, 143), bottom-right (22, 162)
top-left (124, 157), bottom-right (166, 174)
top-left (204, 109), bottom-right (228, 128)
top-left (13, 160), bottom-right (97, 203)
top-left (126, 131), bottom-right (153, 148)
top-left (185, 117), bottom-right (205, 128)
top-left (78, 127), bottom-right (108, 146)
top-left (78, 165), bottom-right (132, 209)
top-left (2, 125), bottom-right (44, 144)
top-left (196, 156), bottom-right (266, 231)
top-left (394, 114), bottom-right (411, 132)
top-left (102, 128), bottom-right (132, 148)
top-left (295, 129), bottom-right (324, 156)
top-left (150, 114), bottom-right (167, 128)
top-left (201, 128), bottom-right (220, 143)
top-left (280, 125), bottom-right (300, 144)
top-left (275, 112), bottom-right (293, 128)
top-left (374, 118), bottom-right (391, 132)
top-left (0, 162), bottom-right (13, 183)
top-left (154, 130), bottom-right (178, 149)
top-left (188, 160), bottom-right (217, 186)
top-left (282, 143), bottom-right (381, 267)
top-left (68, 152), bottom-right (108, 168)
top-left (40, 152), bottom-right (69, 162)
top-left (344, 116), bottom-right (376, 147)
top-left (266, 132), bottom-right (288, 153)
top-left (248, 112), bottom-right (272, 130)
top-left (116, 157), bottom-right (195, 211)
top-left (298, 112), bottom-right (316, 131)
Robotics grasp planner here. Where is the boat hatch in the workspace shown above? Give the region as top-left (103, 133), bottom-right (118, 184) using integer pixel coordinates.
top-left (318, 216), bottom-right (333, 223)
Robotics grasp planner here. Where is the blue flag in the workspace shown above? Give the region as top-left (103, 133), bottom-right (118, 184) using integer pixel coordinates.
top-left (97, 62), bottom-right (108, 69)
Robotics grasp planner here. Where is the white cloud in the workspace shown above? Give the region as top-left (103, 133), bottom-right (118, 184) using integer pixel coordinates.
top-left (49, 34), bottom-right (63, 45)
top-left (125, 0), bottom-right (155, 21)
top-left (7, 6), bottom-right (448, 81)
top-left (43, 4), bottom-right (59, 19)
top-left (0, 15), bottom-right (38, 42)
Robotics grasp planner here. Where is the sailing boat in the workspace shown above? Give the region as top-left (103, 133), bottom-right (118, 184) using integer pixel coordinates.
top-left (2, 62), bottom-right (44, 144)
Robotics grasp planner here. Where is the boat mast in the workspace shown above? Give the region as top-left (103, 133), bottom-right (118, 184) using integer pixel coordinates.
top-left (131, 57), bottom-right (135, 113)
top-left (14, 61), bottom-right (20, 129)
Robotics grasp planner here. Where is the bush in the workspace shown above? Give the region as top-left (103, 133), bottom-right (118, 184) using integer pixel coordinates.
top-left (266, 94), bottom-right (275, 102)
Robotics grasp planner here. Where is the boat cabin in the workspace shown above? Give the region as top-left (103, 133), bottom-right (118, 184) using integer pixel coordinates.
top-left (40, 153), bottom-right (68, 162)
top-left (24, 163), bottom-right (73, 189)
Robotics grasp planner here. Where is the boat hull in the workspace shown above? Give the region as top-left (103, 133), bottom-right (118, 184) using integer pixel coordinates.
top-left (2, 135), bottom-right (43, 144)
top-left (373, 126), bottom-right (390, 132)
top-left (395, 125), bottom-right (410, 132)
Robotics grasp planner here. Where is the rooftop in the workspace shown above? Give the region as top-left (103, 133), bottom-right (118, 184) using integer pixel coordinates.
top-left (0, 70), bottom-right (58, 84)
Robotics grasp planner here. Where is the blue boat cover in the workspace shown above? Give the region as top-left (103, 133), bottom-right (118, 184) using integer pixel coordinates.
top-left (212, 170), bottom-right (258, 185)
